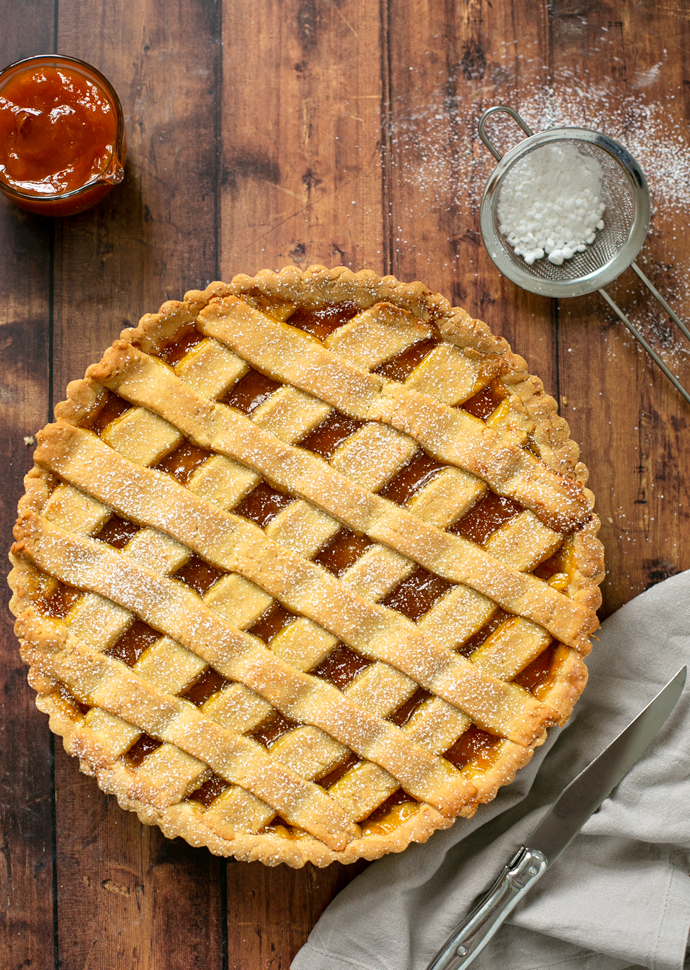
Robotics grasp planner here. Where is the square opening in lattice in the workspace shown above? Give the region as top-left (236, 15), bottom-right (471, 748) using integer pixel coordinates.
top-left (157, 325), bottom-right (205, 366)
top-left (83, 391), bottom-right (131, 435)
top-left (108, 620), bottom-right (161, 667)
top-left (285, 301), bottom-right (361, 340)
top-left (449, 491), bottom-right (522, 544)
top-left (314, 528), bottom-right (373, 578)
top-left (173, 555), bottom-right (226, 597)
top-left (153, 440), bottom-right (213, 486)
top-left (378, 450), bottom-right (445, 505)
top-left (234, 483), bottom-right (296, 528)
top-left (382, 566), bottom-right (454, 621)
top-left (94, 515), bottom-right (140, 549)
top-left (248, 603), bottom-right (297, 644)
top-left (181, 667), bottom-right (231, 707)
top-left (460, 380), bottom-right (508, 420)
top-left (298, 410), bottom-right (364, 460)
top-left (310, 644), bottom-right (372, 691)
top-left (222, 369), bottom-right (281, 414)
top-left (373, 337), bottom-right (440, 382)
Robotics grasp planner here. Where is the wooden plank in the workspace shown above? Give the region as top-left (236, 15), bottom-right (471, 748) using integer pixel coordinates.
top-left (0, 10), bottom-right (57, 970)
top-left (51, 0), bottom-right (222, 396)
top-left (386, 0), bottom-right (559, 408)
top-left (549, 0), bottom-right (690, 616)
top-left (226, 860), bottom-right (368, 969)
top-left (219, 0), bottom-right (385, 278)
top-left (47, 2), bottom-right (225, 968)
top-left (219, 2), bottom-right (385, 964)
top-left (0, 218), bottom-right (54, 970)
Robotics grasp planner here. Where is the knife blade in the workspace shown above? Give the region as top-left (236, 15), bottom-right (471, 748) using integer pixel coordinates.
top-left (425, 665), bottom-right (687, 970)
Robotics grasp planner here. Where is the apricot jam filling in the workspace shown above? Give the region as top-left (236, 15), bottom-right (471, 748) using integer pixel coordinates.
top-left (515, 642), bottom-right (561, 699)
top-left (157, 325), bottom-right (205, 366)
top-left (310, 644), bottom-right (372, 691)
top-left (185, 773), bottom-right (230, 808)
top-left (0, 64), bottom-right (119, 196)
top-left (36, 581), bottom-right (83, 619)
top-left (298, 410), bottom-right (365, 460)
top-left (378, 450), bottom-right (445, 505)
top-left (83, 390), bottom-right (131, 434)
top-left (444, 725), bottom-right (501, 770)
top-left (173, 555), bottom-right (225, 597)
top-left (123, 733), bottom-right (163, 768)
top-left (450, 492), bottom-right (523, 544)
top-left (314, 528), bottom-right (374, 578)
top-left (153, 440), bottom-right (212, 486)
top-left (222, 369), bottom-right (281, 415)
top-left (317, 753), bottom-right (361, 789)
top-left (461, 380), bottom-right (508, 420)
top-left (374, 337), bottom-right (441, 381)
top-left (107, 620), bottom-right (160, 667)
top-left (382, 566), bottom-right (453, 622)
top-left (234, 482), bottom-right (295, 528)
top-left (251, 712), bottom-right (300, 748)
top-left (286, 301), bottom-right (361, 340)
top-left (95, 515), bottom-right (140, 549)
top-left (248, 603), bottom-right (297, 644)
top-left (181, 668), bottom-right (231, 707)
top-left (457, 609), bottom-right (511, 658)
top-left (360, 790), bottom-right (419, 836)
top-left (387, 688), bottom-right (432, 728)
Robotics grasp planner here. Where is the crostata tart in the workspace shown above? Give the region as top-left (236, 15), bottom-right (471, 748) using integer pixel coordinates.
top-left (9, 265), bottom-right (604, 867)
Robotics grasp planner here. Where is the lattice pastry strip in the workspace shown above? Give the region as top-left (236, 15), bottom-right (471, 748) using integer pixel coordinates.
top-left (18, 514), bottom-right (481, 816)
top-left (19, 619), bottom-right (359, 850)
top-left (87, 346), bottom-right (590, 645)
top-left (31, 431), bottom-right (557, 746)
top-left (24, 418), bottom-right (564, 834)
top-left (29, 320), bottom-right (564, 824)
top-left (197, 298), bottom-right (590, 532)
top-left (10, 266), bottom-right (604, 867)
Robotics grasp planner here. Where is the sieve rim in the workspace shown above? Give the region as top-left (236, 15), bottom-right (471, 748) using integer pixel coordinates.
top-left (479, 127), bottom-right (650, 299)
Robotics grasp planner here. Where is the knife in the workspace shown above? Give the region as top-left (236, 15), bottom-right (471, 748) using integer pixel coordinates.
top-left (425, 665), bottom-right (687, 970)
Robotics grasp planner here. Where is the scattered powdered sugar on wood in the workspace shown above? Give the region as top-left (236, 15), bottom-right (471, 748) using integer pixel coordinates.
top-left (387, 72), bottom-right (690, 365)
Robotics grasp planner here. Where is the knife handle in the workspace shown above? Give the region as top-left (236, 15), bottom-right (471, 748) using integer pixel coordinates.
top-left (425, 845), bottom-right (548, 970)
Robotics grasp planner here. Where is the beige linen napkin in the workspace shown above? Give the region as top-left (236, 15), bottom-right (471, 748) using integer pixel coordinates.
top-left (292, 570), bottom-right (690, 970)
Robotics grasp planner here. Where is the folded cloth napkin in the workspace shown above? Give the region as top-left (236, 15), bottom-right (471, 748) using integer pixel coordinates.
top-left (292, 570), bottom-right (690, 970)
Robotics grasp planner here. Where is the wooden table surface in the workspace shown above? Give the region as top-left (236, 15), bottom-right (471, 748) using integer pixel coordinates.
top-left (2, 1), bottom-right (689, 967)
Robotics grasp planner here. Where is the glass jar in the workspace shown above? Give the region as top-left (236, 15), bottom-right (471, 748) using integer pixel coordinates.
top-left (0, 53), bottom-right (126, 216)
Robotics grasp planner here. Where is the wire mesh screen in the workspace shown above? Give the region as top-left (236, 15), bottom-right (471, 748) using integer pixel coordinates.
top-left (492, 138), bottom-right (635, 284)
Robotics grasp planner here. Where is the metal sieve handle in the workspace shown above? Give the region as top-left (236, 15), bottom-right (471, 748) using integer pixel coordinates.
top-left (599, 278), bottom-right (690, 407)
top-left (478, 106), bottom-right (535, 162)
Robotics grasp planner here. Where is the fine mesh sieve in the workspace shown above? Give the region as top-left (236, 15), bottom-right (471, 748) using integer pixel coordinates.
top-left (478, 105), bottom-right (690, 406)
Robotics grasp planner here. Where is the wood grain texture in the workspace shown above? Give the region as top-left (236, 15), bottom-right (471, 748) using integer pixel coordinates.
top-left (1, 0), bottom-right (690, 967)
top-left (47, 1), bottom-right (225, 968)
top-left (0, 7), bottom-right (56, 969)
top-left (226, 860), bottom-right (369, 969)
top-left (220, 0), bottom-right (385, 276)
top-left (218, 2), bottom-right (384, 957)
top-left (386, 0), bottom-right (559, 398)
top-left (548, 0), bottom-right (690, 616)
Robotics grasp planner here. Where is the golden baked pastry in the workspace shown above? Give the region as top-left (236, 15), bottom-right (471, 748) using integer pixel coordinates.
top-left (9, 266), bottom-right (604, 867)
